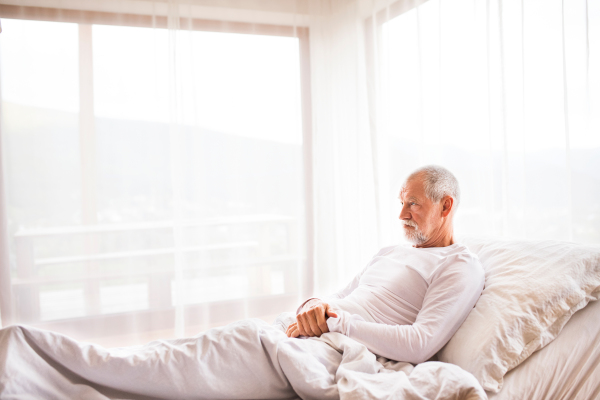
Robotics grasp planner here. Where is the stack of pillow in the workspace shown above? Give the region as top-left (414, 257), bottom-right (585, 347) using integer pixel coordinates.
top-left (438, 237), bottom-right (600, 393)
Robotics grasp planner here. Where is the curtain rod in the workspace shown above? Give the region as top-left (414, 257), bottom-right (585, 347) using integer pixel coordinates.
top-left (0, 4), bottom-right (307, 37)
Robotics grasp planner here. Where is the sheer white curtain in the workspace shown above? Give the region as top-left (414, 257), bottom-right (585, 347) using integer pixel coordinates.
top-left (0, 0), bottom-right (598, 345)
top-left (0, 0), bottom-right (310, 345)
top-left (376, 0), bottom-right (600, 247)
top-left (306, 0), bottom-right (600, 298)
top-left (306, 0), bottom-right (381, 297)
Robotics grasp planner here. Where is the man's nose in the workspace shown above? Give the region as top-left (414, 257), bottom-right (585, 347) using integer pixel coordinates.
top-left (399, 204), bottom-right (411, 220)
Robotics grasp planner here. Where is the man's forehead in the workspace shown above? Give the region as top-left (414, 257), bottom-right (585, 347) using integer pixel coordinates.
top-left (399, 179), bottom-right (425, 199)
top-left (399, 187), bottom-right (420, 201)
top-left (399, 191), bottom-right (419, 201)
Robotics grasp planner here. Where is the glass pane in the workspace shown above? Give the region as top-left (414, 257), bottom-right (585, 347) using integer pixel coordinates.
top-left (1, 19), bottom-right (305, 345)
top-left (0, 18), bottom-right (82, 327)
top-left (381, 0), bottom-right (600, 244)
top-left (0, 19), bottom-right (81, 229)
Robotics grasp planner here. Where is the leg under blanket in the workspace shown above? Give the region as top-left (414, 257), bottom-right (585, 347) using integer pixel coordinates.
top-left (0, 314), bottom-right (486, 400)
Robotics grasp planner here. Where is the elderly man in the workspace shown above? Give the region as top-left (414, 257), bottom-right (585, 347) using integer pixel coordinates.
top-left (0, 165), bottom-right (486, 399)
top-left (287, 165), bottom-right (484, 364)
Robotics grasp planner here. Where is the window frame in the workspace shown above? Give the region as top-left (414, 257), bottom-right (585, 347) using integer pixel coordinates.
top-left (0, 5), bottom-right (315, 335)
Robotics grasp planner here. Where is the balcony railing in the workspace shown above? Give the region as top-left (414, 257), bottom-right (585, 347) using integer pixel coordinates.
top-left (10, 214), bottom-right (303, 341)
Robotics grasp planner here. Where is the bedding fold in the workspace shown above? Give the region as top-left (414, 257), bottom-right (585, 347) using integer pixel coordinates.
top-left (0, 313), bottom-right (486, 400)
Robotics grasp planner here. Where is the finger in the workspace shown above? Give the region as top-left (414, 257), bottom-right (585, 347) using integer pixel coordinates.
top-left (306, 309), bottom-right (323, 337)
top-left (326, 307), bottom-right (338, 318)
top-left (286, 323), bottom-right (296, 337)
top-left (315, 306), bottom-right (329, 334)
top-left (300, 312), bottom-right (320, 337)
top-left (297, 315), bottom-right (309, 337)
top-left (290, 326), bottom-right (300, 338)
top-left (300, 313), bottom-right (317, 337)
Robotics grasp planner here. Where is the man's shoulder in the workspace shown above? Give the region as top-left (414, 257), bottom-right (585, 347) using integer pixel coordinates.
top-left (449, 243), bottom-right (482, 264)
top-left (439, 243), bottom-right (485, 280)
top-left (374, 244), bottom-right (399, 257)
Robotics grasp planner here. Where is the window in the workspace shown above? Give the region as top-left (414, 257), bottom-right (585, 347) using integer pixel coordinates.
top-left (0, 14), bottom-right (311, 346)
top-left (374, 0), bottom-right (600, 244)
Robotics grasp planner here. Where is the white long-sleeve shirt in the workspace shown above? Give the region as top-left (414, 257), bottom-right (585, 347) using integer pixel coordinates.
top-left (300, 243), bottom-right (484, 364)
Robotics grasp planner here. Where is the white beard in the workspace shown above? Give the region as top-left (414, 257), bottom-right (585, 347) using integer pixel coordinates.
top-left (402, 221), bottom-right (429, 244)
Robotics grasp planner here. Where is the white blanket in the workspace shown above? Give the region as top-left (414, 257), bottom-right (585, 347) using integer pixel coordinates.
top-left (0, 314), bottom-right (486, 400)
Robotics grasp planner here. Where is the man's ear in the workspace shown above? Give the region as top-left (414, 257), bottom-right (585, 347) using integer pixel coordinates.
top-left (441, 196), bottom-right (453, 217)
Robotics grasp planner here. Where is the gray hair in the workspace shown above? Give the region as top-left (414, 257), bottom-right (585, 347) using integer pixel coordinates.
top-left (406, 165), bottom-right (460, 208)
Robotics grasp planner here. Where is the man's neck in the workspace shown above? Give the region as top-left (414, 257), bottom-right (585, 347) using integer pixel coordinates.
top-left (414, 228), bottom-right (455, 248)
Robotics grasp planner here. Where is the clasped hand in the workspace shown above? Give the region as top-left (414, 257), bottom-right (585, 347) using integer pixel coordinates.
top-left (285, 300), bottom-right (338, 338)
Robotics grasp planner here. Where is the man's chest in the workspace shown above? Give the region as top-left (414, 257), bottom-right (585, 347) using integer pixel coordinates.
top-left (358, 253), bottom-right (444, 306)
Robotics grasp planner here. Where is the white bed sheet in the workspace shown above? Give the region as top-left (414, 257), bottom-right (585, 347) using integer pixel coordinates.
top-left (0, 313), bottom-right (486, 400)
top-left (487, 299), bottom-right (600, 400)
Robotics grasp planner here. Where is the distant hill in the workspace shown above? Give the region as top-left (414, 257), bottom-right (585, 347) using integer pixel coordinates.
top-left (1, 102), bottom-right (304, 230)
top-left (2, 101), bottom-right (598, 244)
top-left (387, 137), bottom-right (600, 243)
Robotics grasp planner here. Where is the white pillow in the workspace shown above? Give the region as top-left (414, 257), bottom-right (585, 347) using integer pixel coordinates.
top-left (438, 237), bottom-right (600, 393)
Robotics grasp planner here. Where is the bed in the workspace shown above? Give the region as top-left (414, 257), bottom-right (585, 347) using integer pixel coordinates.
top-left (487, 297), bottom-right (600, 400)
top-left (0, 237), bottom-right (598, 400)
top-left (0, 316), bottom-right (486, 400)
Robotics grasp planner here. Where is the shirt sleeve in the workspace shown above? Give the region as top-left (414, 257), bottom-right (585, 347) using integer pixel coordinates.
top-left (295, 247), bottom-right (394, 314)
top-left (295, 267), bottom-right (366, 314)
top-left (326, 256), bottom-right (485, 364)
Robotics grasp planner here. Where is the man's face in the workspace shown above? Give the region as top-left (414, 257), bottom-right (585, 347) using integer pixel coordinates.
top-left (398, 177), bottom-right (443, 245)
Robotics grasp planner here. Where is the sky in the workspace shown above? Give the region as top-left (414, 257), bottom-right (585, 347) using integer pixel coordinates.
top-left (382, 0), bottom-right (600, 151)
top-left (0, 18), bottom-right (303, 145)
top-left (1, 8), bottom-right (598, 149)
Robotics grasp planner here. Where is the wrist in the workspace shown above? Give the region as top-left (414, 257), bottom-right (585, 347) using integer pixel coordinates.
top-left (296, 297), bottom-right (322, 315)
top-left (326, 310), bottom-right (364, 336)
top-left (303, 298), bottom-right (323, 310)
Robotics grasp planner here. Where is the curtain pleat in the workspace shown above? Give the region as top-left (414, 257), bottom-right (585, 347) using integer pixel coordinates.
top-left (0, 0), bottom-right (598, 343)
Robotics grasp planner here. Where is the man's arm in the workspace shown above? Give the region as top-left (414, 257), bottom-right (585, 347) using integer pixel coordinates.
top-left (326, 260), bottom-right (485, 363)
top-left (290, 246), bottom-right (395, 338)
top-left (290, 263), bottom-right (369, 337)
top-left (294, 264), bottom-right (366, 315)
